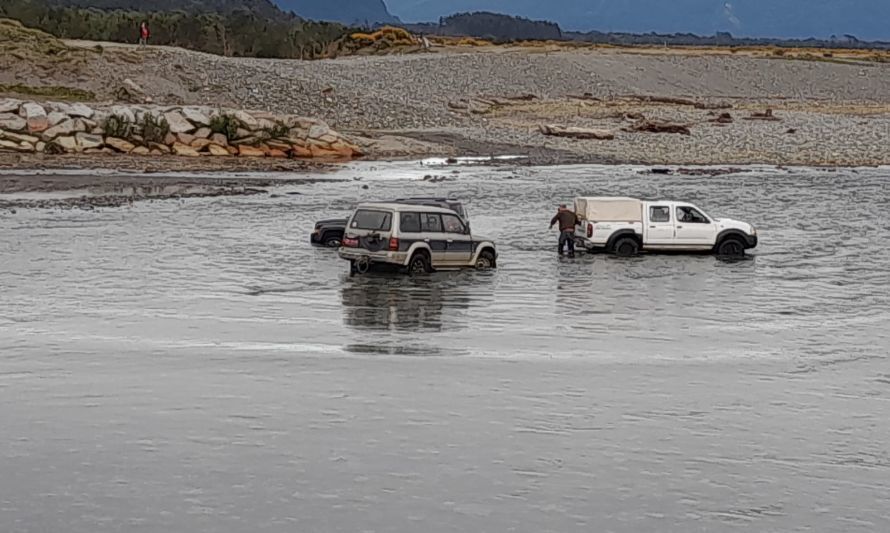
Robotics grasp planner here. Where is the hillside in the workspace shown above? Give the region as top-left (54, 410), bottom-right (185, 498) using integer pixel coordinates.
top-left (385, 0), bottom-right (890, 40)
top-left (273, 0), bottom-right (397, 25)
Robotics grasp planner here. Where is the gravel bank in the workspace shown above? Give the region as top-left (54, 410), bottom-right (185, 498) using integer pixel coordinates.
top-left (5, 44), bottom-right (890, 165)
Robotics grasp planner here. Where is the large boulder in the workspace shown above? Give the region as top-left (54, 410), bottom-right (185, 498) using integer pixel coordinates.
top-left (182, 107), bottom-right (211, 127)
top-left (172, 142), bottom-right (200, 157)
top-left (164, 111), bottom-right (195, 134)
top-left (233, 110), bottom-right (259, 130)
top-left (0, 99), bottom-right (21, 114)
top-left (20, 103), bottom-right (49, 133)
top-left (1, 131), bottom-right (40, 144)
top-left (237, 145), bottom-right (265, 157)
top-left (207, 144), bottom-right (229, 156)
top-left (105, 137), bottom-right (136, 153)
top-left (75, 132), bottom-right (103, 150)
top-left (47, 111), bottom-right (69, 126)
top-left (42, 119), bottom-right (78, 140)
top-left (56, 136), bottom-right (79, 152)
top-left (308, 123), bottom-right (332, 139)
top-left (114, 78), bottom-right (148, 103)
top-left (108, 106), bottom-right (136, 124)
top-left (0, 113), bottom-right (26, 132)
top-left (68, 103), bottom-right (94, 119)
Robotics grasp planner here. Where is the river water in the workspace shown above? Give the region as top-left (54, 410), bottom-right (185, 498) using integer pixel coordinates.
top-left (1, 162), bottom-right (889, 532)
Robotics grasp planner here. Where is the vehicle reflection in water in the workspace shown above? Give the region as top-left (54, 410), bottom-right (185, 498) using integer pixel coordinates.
top-left (340, 273), bottom-right (475, 356)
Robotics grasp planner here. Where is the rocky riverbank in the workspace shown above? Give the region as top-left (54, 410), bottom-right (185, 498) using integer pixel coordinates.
top-left (0, 98), bottom-right (362, 160)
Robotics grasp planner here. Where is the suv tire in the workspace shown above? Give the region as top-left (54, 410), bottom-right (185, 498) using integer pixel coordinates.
top-left (475, 250), bottom-right (496, 270)
top-left (323, 232), bottom-right (342, 248)
top-left (407, 251), bottom-right (431, 275)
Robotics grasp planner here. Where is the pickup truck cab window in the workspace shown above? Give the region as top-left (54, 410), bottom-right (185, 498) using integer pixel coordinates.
top-left (676, 206), bottom-right (710, 224)
top-left (649, 206), bottom-right (671, 222)
top-left (351, 210), bottom-right (392, 231)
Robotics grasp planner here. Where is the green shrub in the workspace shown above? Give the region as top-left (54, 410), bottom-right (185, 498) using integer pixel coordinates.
top-left (263, 120), bottom-right (290, 139)
top-left (103, 114), bottom-right (133, 138)
top-left (209, 114), bottom-right (242, 141)
top-left (141, 113), bottom-right (170, 144)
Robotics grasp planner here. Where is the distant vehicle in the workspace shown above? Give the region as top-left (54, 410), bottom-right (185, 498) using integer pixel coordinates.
top-left (339, 202), bottom-right (497, 275)
top-left (311, 197), bottom-right (469, 248)
top-left (573, 197), bottom-right (758, 257)
top-left (311, 217), bottom-right (349, 247)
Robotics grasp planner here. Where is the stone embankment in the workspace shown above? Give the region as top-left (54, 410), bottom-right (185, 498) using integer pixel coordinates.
top-left (0, 99), bottom-right (362, 160)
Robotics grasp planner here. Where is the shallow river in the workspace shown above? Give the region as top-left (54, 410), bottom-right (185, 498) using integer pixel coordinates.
top-left (2, 162), bottom-right (889, 532)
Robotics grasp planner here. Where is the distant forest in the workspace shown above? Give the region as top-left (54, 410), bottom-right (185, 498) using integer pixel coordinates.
top-left (0, 0), bottom-right (353, 58)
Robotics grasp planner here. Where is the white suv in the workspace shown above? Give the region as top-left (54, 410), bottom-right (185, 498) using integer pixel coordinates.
top-left (339, 203), bottom-right (497, 275)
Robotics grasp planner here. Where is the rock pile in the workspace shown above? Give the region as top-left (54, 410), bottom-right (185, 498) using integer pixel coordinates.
top-left (0, 99), bottom-right (362, 159)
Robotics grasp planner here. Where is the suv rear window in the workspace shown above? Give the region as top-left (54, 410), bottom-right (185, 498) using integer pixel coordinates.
top-left (399, 212), bottom-right (421, 233)
top-left (350, 210), bottom-right (392, 231)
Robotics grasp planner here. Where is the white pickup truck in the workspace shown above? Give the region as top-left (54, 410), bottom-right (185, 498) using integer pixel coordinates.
top-left (573, 197), bottom-right (758, 257)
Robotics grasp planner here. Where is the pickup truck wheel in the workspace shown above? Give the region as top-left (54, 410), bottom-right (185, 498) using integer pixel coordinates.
top-left (716, 237), bottom-right (745, 257)
top-left (322, 233), bottom-right (342, 248)
top-left (612, 236), bottom-right (640, 257)
top-left (407, 252), bottom-right (431, 275)
top-left (475, 250), bottom-right (496, 270)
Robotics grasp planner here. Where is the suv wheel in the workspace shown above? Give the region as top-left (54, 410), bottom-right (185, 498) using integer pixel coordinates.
top-left (475, 250), bottom-right (496, 270)
top-left (322, 233), bottom-right (342, 248)
top-left (407, 252), bottom-right (431, 275)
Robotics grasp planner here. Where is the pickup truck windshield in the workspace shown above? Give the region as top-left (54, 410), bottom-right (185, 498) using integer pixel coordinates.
top-left (350, 210), bottom-right (392, 231)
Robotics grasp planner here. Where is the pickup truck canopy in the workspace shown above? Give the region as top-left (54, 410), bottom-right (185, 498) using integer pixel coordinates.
top-left (574, 197), bottom-right (643, 222)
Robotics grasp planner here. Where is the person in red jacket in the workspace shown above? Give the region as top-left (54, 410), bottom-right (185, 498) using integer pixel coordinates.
top-left (138, 22), bottom-right (150, 46)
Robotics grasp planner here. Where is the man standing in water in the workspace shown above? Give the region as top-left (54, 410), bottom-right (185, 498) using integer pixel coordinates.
top-left (549, 204), bottom-right (580, 256)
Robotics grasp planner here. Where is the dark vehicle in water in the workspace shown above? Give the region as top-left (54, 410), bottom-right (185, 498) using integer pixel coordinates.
top-left (311, 197), bottom-right (469, 248)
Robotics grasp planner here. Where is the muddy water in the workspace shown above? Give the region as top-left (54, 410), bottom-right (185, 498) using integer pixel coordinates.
top-left (1, 163), bottom-right (889, 532)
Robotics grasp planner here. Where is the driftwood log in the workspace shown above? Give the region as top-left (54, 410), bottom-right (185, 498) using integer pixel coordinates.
top-left (539, 124), bottom-right (615, 140)
top-left (624, 119), bottom-right (692, 135)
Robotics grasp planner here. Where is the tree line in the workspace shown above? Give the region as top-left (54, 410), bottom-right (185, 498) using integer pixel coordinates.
top-left (0, 0), bottom-right (355, 59)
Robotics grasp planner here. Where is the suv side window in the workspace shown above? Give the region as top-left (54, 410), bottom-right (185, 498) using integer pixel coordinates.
top-left (676, 206), bottom-right (710, 224)
top-left (649, 206), bottom-right (671, 223)
top-left (442, 214), bottom-right (466, 234)
top-left (421, 213), bottom-right (442, 232)
top-left (399, 212), bottom-right (421, 233)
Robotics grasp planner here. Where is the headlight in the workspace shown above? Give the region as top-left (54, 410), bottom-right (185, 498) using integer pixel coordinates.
top-left (750, 226), bottom-right (757, 236)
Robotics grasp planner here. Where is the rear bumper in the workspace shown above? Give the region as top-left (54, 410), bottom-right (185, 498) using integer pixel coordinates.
top-left (339, 249), bottom-right (408, 265)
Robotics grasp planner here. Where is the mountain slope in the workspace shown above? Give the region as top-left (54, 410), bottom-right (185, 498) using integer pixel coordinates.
top-left (273, 0), bottom-right (397, 25)
top-left (384, 0), bottom-right (890, 40)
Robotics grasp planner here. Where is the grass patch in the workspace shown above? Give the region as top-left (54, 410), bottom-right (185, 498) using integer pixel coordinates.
top-left (0, 83), bottom-right (96, 101)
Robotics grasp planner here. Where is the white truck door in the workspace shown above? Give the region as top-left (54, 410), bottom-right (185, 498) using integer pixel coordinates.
top-left (674, 205), bottom-right (718, 246)
top-left (644, 203), bottom-right (675, 245)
